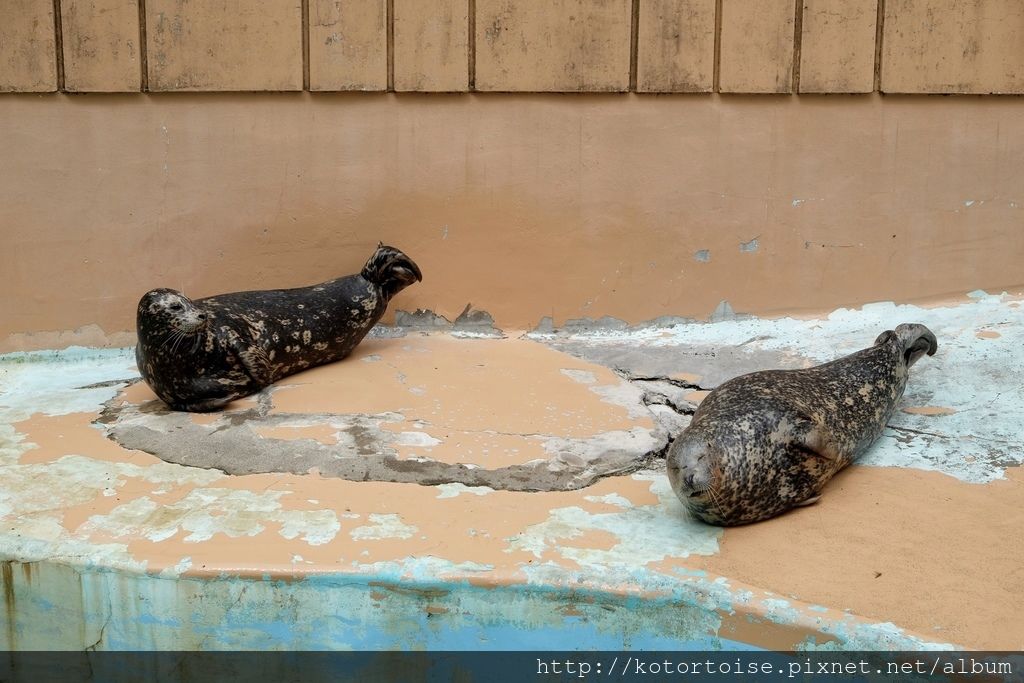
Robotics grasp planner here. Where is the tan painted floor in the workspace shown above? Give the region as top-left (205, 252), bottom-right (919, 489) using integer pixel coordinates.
top-left (2, 296), bottom-right (1022, 650)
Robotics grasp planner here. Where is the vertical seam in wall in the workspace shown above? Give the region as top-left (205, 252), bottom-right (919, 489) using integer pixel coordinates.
top-left (52, 0), bottom-right (65, 91)
top-left (873, 0), bottom-right (885, 92)
top-left (791, 0), bottom-right (803, 94)
top-left (301, 0), bottom-right (310, 90)
top-left (138, 0), bottom-right (148, 91)
top-left (386, 0), bottom-right (395, 91)
top-left (713, 0), bottom-right (723, 92)
top-left (629, 0), bottom-right (639, 91)
top-left (468, 0), bottom-right (476, 90)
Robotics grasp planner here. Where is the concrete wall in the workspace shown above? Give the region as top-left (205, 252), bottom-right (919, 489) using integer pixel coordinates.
top-left (1, 1), bottom-right (1023, 350)
top-left (4, 0), bottom-right (1024, 94)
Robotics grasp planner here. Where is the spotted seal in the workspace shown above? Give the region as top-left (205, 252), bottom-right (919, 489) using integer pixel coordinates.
top-left (667, 323), bottom-right (937, 525)
top-left (135, 243), bottom-right (422, 412)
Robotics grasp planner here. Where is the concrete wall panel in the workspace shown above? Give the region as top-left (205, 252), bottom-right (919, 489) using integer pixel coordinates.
top-left (0, 0), bottom-right (57, 92)
top-left (799, 0), bottom-right (877, 93)
top-left (146, 0), bottom-right (303, 91)
top-left (882, 0), bottom-right (1024, 94)
top-left (393, 0), bottom-right (468, 92)
top-left (637, 0), bottom-right (716, 93)
top-left (309, 0), bottom-right (387, 91)
top-left (61, 0), bottom-right (142, 92)
top-left (475, 0), bottom-right (632, 92)
top-left (2, 94), bottom-right (1023, 351)
top-left (719, 0), bottom-right (795, 93)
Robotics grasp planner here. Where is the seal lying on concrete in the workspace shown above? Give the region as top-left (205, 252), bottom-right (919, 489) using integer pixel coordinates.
top-left (667, 323), bottom-right (937, 526)
top-left (136, 243), bottom-right (421, 412)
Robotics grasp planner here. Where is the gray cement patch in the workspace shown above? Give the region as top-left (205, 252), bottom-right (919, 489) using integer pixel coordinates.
top-left (98, 383), bottom-right (671, 492)
top-left (395, 305), bottom-right (504, 337)
top-left (542, 338), bottom-right (809, 390)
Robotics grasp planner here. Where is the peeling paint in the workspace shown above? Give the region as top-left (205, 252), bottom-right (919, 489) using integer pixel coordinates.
top-left (535, 293), bottom-right (1024, 482)
top-left (0, 297), bottom-right (1017, 650)
top-left (509, 475), bottom-right (720, 570)
top-left (350, 514), bottom-right (417, 541)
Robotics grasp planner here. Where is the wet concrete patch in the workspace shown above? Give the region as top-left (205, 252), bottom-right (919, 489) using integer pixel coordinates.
top-left (98, 336), bottom-right (671, 491)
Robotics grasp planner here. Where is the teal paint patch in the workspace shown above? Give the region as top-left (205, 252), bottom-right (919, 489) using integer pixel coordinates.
top-left (510, 474), bottom-right (721, 570)
top-left (0, 552), bottom-right (958, 651)
top-left (0, 347), bottom-right (138, 421)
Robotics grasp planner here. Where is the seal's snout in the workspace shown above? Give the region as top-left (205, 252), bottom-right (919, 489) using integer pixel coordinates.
top-left (893, 323), bottom-right (938, 368)
top-left (666, 433), bottom-right (716, 501)
top-left (361, 243), bottom-right (423, 299)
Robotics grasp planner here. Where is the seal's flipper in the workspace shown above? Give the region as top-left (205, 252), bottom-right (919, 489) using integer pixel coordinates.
top-left (236, 345), bottom-right (273, 386)
top-left (176, 396), bottom-right (239, 413)
top-left (166, 377), bottom-right (248, 412)
top-left (800, 425), bottom-right (843, 462)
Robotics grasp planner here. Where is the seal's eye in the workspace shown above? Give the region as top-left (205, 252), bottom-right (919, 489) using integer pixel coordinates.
top-left (168, 303), bottom-right (184, 312)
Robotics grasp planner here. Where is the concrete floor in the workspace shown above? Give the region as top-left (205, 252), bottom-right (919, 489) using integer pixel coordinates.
top-left (0, 292), bottom-right (1021, 650)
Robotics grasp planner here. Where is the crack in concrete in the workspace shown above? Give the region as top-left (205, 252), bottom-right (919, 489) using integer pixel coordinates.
top-left (886, 424), bottom-right (949, 440)
top-left (886, 423), bottom-right (1023, 449)
top-left (612, 368), bottom-right (708, 392)
top-left (85, 590), bottom-right (113, 651)
top-left (75, 377), bottom-right (140, 390)
top-left (198, 584), bottom-right (249, 649)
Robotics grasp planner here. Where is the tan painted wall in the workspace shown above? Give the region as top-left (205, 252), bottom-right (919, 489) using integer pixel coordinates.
top-left (719, 0), bottom-right (795, 94)
top-left (882, 0), bottom-right (1024, 94)
top-left (636, 0), bottom-right (716, 93)
top-left (2, 2), bottom-right (1023, 350)
top-left (4, 0), bottom-right (1024, 93)
top-left (60, 0), bottom-right (141, 92)
top-left (308, 0), bottom-right (388, 91)
top-left (475, 0), bottom-right (632, 92)
top-left (799, 0), bottom-right (877, 93)
top-left (145, 0), bottom-right (304, 91)
top-left (394, 0), bottom-right (469, 92)
top-left (0, 0), bottom-right (57, 92)
top-left (1, 93), bottom-right (1022, 351)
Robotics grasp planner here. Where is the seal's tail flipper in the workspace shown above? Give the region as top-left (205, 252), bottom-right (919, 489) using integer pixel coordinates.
top-left (878, 323), bottom-right (937, 368)
top-left (361, 243), bottom-right (423, 299)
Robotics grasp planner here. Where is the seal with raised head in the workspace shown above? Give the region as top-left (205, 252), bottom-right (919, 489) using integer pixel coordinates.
top-left (667, 323), bottom-right (937, 526)
top-left (135, 243), bottom-right (422, 412)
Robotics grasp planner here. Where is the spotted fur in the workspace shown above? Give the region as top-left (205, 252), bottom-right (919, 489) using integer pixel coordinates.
top-left (667, 323), bottom-right (937, 526)
top-left (135, 244), bottom-right (421, 412)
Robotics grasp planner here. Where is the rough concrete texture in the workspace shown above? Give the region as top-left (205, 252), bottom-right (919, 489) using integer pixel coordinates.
top-left (100, 334), bottom-right (665, 491)
top-left (0, 295), bottom-right (1022, 650)
top-left (882, 0), bottom-right (1024, 94)
top-left (798, 0), bottom-right (877, 94)
top-left (538, 292), bottom-right (1024, 483)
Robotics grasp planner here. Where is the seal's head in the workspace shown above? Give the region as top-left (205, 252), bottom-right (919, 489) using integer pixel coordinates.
top-left (666, 430), bottom-right (723, 520)
top-left (361, 243), bottom-right (423, 299)
top-left (137, 288), bottom-right (209, 335)
top-left (874, 323), bottom-right (938, 368)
